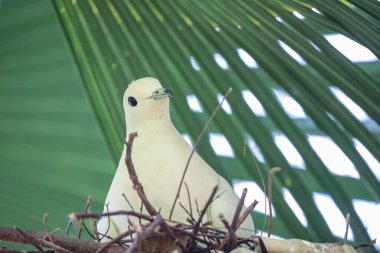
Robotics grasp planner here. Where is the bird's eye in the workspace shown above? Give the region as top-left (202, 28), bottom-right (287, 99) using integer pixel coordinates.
top-left (128, 96), bottom-right (138, 107)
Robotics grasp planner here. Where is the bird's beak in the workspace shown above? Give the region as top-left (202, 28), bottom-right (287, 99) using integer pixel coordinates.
top-left (149, 87), bottom-right (173, 100)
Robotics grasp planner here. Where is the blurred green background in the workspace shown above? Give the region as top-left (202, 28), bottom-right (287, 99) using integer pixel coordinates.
top-left (0, 0), bottom-right (379, 252)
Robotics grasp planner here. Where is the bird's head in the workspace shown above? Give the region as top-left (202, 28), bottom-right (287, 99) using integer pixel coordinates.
top-left (123, 77), bottom-right (173, 133)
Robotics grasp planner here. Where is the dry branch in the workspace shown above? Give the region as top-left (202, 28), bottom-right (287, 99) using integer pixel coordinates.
top-left (0, 227), bottom-right (125, 253)
top-left (125, 132), bottom-right (158, 216)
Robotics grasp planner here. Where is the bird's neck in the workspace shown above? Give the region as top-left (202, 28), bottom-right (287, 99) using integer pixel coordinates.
top-left (126, 112), bottom-right (173, 137)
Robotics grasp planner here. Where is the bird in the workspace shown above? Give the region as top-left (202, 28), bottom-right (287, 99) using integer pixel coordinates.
top-left (97, 77), bottom-right (254, 242)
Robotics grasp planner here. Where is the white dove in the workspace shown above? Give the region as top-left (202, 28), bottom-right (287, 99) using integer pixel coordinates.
top-left (97, 77), bottom-right (254, 241)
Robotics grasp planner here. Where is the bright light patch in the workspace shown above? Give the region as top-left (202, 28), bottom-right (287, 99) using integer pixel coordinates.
top-left (330, 87), bottom-right (369, 121)
top-left (278, 40), bottom-right (307, 65)
top-left (213, 53), bottom-right (229, 70)
top-left (237, 48), bottom-right (258, 68)
top-left (293, 11), bottom-right (305, 19)
top-left (246, 138), bottom-right (265, 163)
top-left (283, 188), bottom-right (308, 226)
top-left (273, 89), bottom-right (307, 119)
top-left (324, 34), bottom-right (378, 62)
top-left (256, 231), bottom-right (284, 239)
top-left (182, 134), bottom-right (193, 147)
top-left (233, 180), bottom-right (274, 216)
top-left (236, 24), bottom-right (242, 29)
top-left (241, 90), bottom-right (266, 117)
top-left (214, 26), bottom-right (221, 32)
top-left (275, 16), bottom-right (284, 23)
top-left (274, 133), bottom-right (305, 170)
top-left (353, 139), bottom-right (380, 181)
top-left (311, 7), bottom-right (322, 14)
top-left (353, 199), bottom-right (380, 249)
top-left (217, 94), bottom-right (232, 115)
top-left (308, 135), bottom-right (360, 178)
top-left (309, 40), bottom-right (321, 52)
top-left (313, 192), bottom-right (354, 240)
top-left (190, 56), bottom-right (201, 71)
top-left (186, 95), bottom-right (203, 113)
top-left (209, 133), bottom-right (234, 158)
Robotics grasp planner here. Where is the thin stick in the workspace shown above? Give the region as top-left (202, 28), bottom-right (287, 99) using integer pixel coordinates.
top-left (344, 213), bottom-right (350, 242)
top-left (184, 182), bottom-right (193, 218)
top-left (126, 215), bottom-right (163, 253)
top-left (178, 201), bottom-right (196, 224)
top-left (1, 227), bottom-right (126, 253)
top-left (125, 132), bottom-right (158, 216)
top-left (73, 211), bottom-right (153, 222)
top-left (218, 214), bottom-right (237, 250)
top-left (94, 229), bottom-right (135, 253)
top-left (169, 87), bottom-right (233, 220)
top-left (65, 218), bottom-right (74, 237)
top-left (231, 188), bottom-right (247, 230)
top-left (245, 142), bottom-right (266, 236)
top-left (41, 239), bottom-right (73, 253)
top-left (14, 227), bottom-right (44, 253)
top-left (42, 213), bottom-right (53, 243)
top-left (217, 190), bottom-right (249, 250)
top-left (354, 239), bottom-right (377, 249)
top-left (236, 200), bottom-right (258, 229)
top-left (193, 186), bottom-right (218, 234)
top-left (267, 167), bottom-right (281, 238)
top-left (42, 227), bottom-right (60, 241)
top-left (77, 195), bottom-right (93, 239)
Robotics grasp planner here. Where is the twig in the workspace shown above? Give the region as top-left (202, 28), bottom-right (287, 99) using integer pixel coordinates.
top-left (237, 200), bottom-right (258, 230)
top-left (65, 218), bottom-right (74, 237)
top-left (193, 186), bottom-right (218, 234)
top-left (122, 193), bottom-right (135, 213)
top-left (42, 214), bottom-right (73, 253)
top-left (218, 214), bottom-right (237, 251)
top-left (125, 132), bottom-right (158, 216)
top-left (42, 228), bottom-right (60, 242)
top-left (0, 227), bottom-right (126, 253)
top-left (267, 167), bottom-right (281, 238)
top-left (170, 227), bottom-right (212, 246)
top-left (217, 190), bottom-right (249, 250)
top-left (73, 211), bottom-right (153, 222)
top-left (126, 215), bottom-right (163, 253)
top-left (231, 188), bottom-right (247, 231)
top-left (77, 195), bottom-right (94, 239)
top-left (169, 87), bottom-right (233, 220)
top-left (82, 223), bottom-right (96, 240)
top-left (42, 213), bottom-right (53, 243)
top-left (344, 213), bottom-right (350, 243)
top-left (245, 142), bottom-right (267, 236)
top-left (0, 249), bottom-right (42, 253)
top-left (14, 227), bottom-right (44, 253)
top-left (178, 201), bottom-right (196, 224)
top-left (183, 182), bottom-right (193, 219)
top-left (98, 203), bottom-right (112, 241)
top-left (94, 229), bottom-right (135, 253)
top-left (354, 239), bottom-right (377, 249)
top-left (40, 239), bottom-right (73, 253)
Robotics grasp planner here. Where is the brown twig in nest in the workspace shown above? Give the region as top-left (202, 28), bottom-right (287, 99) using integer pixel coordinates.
top-left (125, 132), bottom-right (158, 216)
top-left (0, 227), bottom-right (125, 253)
